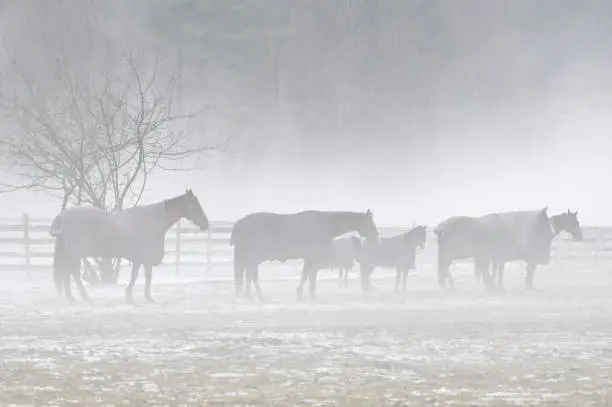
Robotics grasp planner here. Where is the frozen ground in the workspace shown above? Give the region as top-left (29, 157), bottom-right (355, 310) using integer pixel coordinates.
top-left (0, 262), bottom-right (611, 406)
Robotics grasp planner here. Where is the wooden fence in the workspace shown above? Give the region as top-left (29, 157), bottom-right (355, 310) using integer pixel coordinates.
top-left (0, 216), bottom-right (610, 276)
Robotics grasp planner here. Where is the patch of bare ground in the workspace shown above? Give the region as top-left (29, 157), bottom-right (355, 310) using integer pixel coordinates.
top-left (0, 264), bottom-right (611, 406)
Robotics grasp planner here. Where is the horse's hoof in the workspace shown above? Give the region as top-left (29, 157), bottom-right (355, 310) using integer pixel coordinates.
top-left (145, 297), bottom-right (155, 303)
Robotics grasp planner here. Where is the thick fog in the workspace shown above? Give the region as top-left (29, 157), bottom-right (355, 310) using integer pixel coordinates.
top-left (0, 0), bottom-right (610, 225)
top-left (2, 3), bottom-right (612, 405)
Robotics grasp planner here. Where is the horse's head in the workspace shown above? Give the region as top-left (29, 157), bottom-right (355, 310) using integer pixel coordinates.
top-left (407, 225), bottom-right (428, 249)
top-left (552, 209), bottom-right (583, 241)
top-left (357, 209), bottom-right (380, 247)
top-left (178, 189), bottom-right (209, 231)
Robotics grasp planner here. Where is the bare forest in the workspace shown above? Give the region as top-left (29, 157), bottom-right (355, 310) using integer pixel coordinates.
top-left (0, 0), bottom-right (610, 223)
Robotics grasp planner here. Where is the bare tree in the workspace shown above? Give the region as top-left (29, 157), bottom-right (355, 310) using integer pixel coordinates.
top-left (0, 53), bottom-right (220, 208)
top-left (0, 51), bottom-right (225, 283)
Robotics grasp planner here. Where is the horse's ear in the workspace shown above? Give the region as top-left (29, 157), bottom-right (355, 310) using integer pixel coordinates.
top-left (541, 206), bottom-right (548, 216)
top-left (366, 209), bottom-right (372, 216)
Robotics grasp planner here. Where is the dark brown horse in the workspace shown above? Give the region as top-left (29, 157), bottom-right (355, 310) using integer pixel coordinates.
top-left (434, 208), bottom-right (582, 291)
top-left (486, 210), bottom-right (582, 290)
top-left (230, 210), bottom-right (380, 301)
top-left (358, 225), bottom-right (427, 293)
top-left (49, 189), bottom-right (209, 303)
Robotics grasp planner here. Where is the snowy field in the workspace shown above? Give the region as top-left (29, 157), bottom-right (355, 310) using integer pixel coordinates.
top-left (0, 261), bottom-right (611, 406)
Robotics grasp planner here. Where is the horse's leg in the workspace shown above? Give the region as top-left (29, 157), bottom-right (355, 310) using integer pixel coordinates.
top-left (244, 263), bottom-right (258, 300)
top-left (446, 262), bottom-right (455, 290)
top-left (360, 263), bottom-right (374, 293)
top-left (368, 266), bottom-right (376, 290)
top-left (252, 265), bottom-right (265, 302)
top-left (437, 241), bottom-right (452, 290)
top-left (488, 262), bottom-right (497, 287)
top-left (63, 266), bottom-right (75, 304)
top-left (394, 267), bottom-right (401, 293)
top-left (525, 262), bottom-right (538, 290)
top-left (308, 267), bottom-right (320, 301)
top-left (365, 264), bottom-right (376, 290)
top-left (497, 262), bottom-right (506, 291)
top-left (125, 262), bottom-right (140, 304)
top-left (401, 268), bottom-right (408, 293)
top-left (485, 260), bottom-right (495, 291)
top-left (71, 257), bottom-right (92, 304)
top-left (144, 264), bottom-right (154, 303)
top-left (337, 268), bottom-right (343, 288)
top-left (296, 261), bottom-right (310, 302)
top-left (476, 258), bottom-right (493, 291)
top-left (344, 267), bottom-right (349, 288)
top-left (438, 259), bottom-right (452, 291)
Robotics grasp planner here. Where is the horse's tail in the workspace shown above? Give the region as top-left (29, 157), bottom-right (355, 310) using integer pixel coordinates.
top-left (229, 220), bottom-right (243, 247)
top-left (49, 214), bottom-right (63, 237)
top-left (230, 216), bottom-right (255, 247)
top-left (53, 235), bottom-right (66, 295)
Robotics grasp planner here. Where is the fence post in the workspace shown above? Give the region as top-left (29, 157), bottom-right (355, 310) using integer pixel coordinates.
top-left (23, 213), bottom-right (30, 278)
top-left (175, 218), bottom-right (181, 276)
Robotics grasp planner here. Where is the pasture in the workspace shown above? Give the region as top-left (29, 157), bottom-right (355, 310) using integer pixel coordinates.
top-left (0, 218), bottom-right (611, 406)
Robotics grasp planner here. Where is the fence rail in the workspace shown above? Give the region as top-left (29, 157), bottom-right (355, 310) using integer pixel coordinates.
top-left (0, 215), bottom-right (609, 276)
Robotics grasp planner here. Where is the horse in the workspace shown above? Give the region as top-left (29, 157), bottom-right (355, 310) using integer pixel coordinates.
top-left (314, 236), bottom-right (362, 288)
top-left (358, 225), bottom-right (427, 293)
top-left (230, 210), bottom-right (380, 301)
top-left (434, 207), bottom-right (582, 291)
top-left (49, 189), bottom-right (209, 303)
top-left (485, 210), bottom-right (583, 290)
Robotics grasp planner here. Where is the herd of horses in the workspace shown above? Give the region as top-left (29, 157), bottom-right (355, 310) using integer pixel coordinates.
top-left (48, 189), bottom-right (583, 304)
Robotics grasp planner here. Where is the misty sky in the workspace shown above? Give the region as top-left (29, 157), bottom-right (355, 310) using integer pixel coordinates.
top-left (0, 0), bottom-right (610, 227)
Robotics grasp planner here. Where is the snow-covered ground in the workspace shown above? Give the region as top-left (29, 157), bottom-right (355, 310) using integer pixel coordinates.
top-left (0, 262), bottom-right (611, 406)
